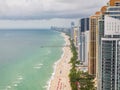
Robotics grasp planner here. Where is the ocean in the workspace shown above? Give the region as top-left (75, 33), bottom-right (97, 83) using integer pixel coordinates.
top-left (0, 29), bottom-right (65, 90)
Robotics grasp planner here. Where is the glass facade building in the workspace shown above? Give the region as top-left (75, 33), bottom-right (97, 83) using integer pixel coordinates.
top-left (81, 18), bottom-right (89, 32)
top-left (78, 18), bottom-right (89, 66)
top-left (101, 39), bottom-right (120, 90)
top-left (70, 22), bottom-right (75, 40)
top-left (99, 1), bottom-right (120, 89)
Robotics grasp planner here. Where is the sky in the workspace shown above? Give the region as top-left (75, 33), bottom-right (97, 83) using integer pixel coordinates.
top-left (0, 0), bottom-right (109, 29)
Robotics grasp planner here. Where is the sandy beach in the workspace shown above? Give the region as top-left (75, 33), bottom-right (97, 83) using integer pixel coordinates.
top-left (49, 33), bottom-right (72, 90)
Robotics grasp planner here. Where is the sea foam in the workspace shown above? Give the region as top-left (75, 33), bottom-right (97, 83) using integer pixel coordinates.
top-left (33, 63), bottom-right (43, 69)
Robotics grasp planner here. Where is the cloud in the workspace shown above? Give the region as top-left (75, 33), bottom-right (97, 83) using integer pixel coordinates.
top-left (0, 0), bottom-right (109, 20)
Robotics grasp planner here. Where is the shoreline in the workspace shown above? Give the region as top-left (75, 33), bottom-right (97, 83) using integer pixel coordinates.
top-left (47, 43), bottom-right (65, 90)
top-left (48, 33), bottom-right (72, 90)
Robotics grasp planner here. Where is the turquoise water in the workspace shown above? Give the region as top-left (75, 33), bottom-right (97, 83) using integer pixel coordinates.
top-left (0, 29), bottom-right (65, 90)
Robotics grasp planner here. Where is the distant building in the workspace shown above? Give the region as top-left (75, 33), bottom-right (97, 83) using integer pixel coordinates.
top-left (70, 22), bottom-right (75, 40)
top-left (78, 18), bottom-right (89, 66)
top-left (50, 26), bottom-right (71, 35)
top-left (73, 27), bottom-right (78, 47)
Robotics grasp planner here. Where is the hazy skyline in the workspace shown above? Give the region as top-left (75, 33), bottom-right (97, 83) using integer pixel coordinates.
top-left (0, 0), bottom-right (109, 28)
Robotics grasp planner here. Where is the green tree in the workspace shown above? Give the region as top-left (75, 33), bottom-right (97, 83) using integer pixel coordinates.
top-left (69, 39), bottom-right (95, 90)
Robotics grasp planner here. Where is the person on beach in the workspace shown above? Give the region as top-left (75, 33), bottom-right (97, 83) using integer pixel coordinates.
top-left (60, 70), bottom-right (62, 74)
